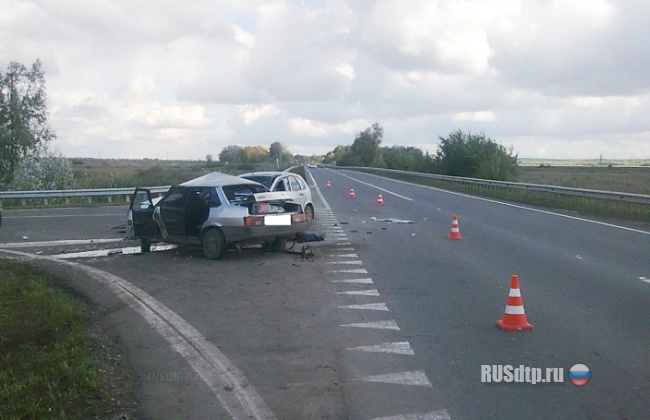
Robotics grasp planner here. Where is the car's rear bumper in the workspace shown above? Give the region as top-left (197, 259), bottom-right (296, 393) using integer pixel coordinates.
top-left (220, 223), bottom-right (308, 244)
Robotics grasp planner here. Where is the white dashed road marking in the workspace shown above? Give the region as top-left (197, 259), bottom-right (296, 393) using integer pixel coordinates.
top-left (347, 342), bottom-right (415, 355)
top-left (341, 320), bottom-right (401, 330)
top-left (338, 303), bottom-right (390, 311)
top-left (309, 169), bottom-right (448, 418)
top-left (354, 371), bottom-right (432, 387)
top-left (331, 278), bottom-right (374, 284)
top-left (372, 410), bottom-right (452, 420)
top-left (336, 289), bottom-right (381, 296)
top-left (328, 268), bottom-right (368, 274)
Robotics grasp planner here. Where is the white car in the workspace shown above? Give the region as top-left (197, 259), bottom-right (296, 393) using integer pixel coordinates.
top-left (238, 171), bottom-right (314, 225)
top-left (126, 172), bottom-right (310, 259)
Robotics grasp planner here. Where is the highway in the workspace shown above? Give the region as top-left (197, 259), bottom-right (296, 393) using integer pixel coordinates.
top-left (312, 168), bottom-right (650, 419)
top-left (1, 168), bottom-right (648, 419)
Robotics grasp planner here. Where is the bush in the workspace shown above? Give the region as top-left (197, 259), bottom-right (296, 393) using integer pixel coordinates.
top-left (435, 130), bottom-right (518, 181)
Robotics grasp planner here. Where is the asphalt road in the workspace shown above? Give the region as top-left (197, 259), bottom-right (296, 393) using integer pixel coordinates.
top-left (1, 169), bottom-right (649, 419)
top-left (312, 168), bottom-right (650, 419)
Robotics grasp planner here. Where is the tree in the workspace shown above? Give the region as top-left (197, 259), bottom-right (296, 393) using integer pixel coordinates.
top-left (242, 146), bottom-right (268, 163)
top-left (435, 130), bottom-right (518, 181)
top-left (383, 145), bottom-right (435, 173)
top-left (268, 141), bottom-right (292, 168)
top-left (12, 143), bottom-right (72, 190)
top-left (324, 145), bottom-right (349, 164)
top-left (0, 59), bottom-right (56, 187)
top-left (218, 145), bottom-right (244, 164)
top-left (342, 123), bottom-right (385, 167)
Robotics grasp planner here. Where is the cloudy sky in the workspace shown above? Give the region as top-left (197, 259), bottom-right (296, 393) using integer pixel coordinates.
top-left (2, 0), bottom-right (650, 160)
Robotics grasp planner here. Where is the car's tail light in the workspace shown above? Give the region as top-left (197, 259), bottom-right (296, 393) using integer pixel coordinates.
top-left (292, 213), bottom-right (307, 223)
top-left (244, 216), bottom-right (265, 227)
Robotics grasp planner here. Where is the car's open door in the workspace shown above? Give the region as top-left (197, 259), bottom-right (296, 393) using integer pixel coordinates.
top-left (126, 188), bottom-right (160, 239)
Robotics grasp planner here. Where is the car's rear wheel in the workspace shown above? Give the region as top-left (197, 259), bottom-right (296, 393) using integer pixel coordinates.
top-left (263, 237), bottom-right (286, 253)
top-left (140, 239), bottom-right (151, 253)
top-left (202, 228), bottom-right (226, 260)
top-left (305, 204), bottom-right (314, 227)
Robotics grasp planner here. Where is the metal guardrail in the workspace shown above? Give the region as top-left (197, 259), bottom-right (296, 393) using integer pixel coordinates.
top-left (334, 166), bottom-right (650, 205)
top-left (0, 186), bottom-right (171, 207)
top-left (1, 166), bottom-right (649, 208)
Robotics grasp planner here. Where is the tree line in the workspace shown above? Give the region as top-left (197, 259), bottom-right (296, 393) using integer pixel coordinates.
top-left (324, 124), bottom-right (519, 181)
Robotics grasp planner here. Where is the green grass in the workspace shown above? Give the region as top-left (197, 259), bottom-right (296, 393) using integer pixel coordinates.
top-left (0, 259), bottom-right (120, 418)
top-left (518, 166), bottom-right (650, 195)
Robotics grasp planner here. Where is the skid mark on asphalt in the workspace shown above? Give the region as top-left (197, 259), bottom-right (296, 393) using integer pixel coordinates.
top-left (0, 248), bottom-right (276, 420)
top-left (312, 203), bottom-right (450, 419)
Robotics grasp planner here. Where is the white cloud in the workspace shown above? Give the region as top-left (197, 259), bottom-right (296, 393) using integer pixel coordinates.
top-left (0, 0), bottom-right (649, 160)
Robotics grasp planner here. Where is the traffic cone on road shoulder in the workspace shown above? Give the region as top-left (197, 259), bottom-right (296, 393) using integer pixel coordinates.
top-left (349, 187), bottom-right (356, 198)
top-left (326, 180), bottom-right (331, 189)
top-left (447, 215), bottom-right (462, 240)
top-left (376, 192), bottom-right (385, 206)
top-left (496, 275), bottom-right (533, 331)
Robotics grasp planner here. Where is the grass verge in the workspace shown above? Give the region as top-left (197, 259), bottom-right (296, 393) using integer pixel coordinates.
top-left (0, 258), bottom-right (139, 419)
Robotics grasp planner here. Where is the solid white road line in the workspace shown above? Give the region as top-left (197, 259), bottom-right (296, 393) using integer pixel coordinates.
top-left (358, 169), bottom-right (650, 236)
top-left (0, 249), bottom-right (276, 420)
top-left (0, 238), bottom-right (123, 248)
top-left (336, 172), bottom-right (413, 201)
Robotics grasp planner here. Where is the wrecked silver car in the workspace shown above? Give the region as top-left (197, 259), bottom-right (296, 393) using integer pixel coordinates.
top-left (126, 172), bottom-right (310, 259)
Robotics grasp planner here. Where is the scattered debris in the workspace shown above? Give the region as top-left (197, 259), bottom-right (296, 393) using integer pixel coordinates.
top-left (301, 245), bottom-right (316, 261)
top-left (371, 218), bottom-right (414, 224)
top-left (22, 236), bottom-right (28, 240)
top-left (294, 232), bottom-right (325, 243)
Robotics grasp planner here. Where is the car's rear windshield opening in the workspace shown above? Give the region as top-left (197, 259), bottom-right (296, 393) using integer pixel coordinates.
top-left (240, 175), bottom-right (276, 189)
top-left (222, 184), bottom-right (268, 204)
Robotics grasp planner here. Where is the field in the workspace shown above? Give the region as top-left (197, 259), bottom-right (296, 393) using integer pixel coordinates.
top-left (3, 158), bottom-right (648, 222)
top-left (518, 165), bottom-right (650, 195)
top-left (69, 158), bottom-right (650, 195)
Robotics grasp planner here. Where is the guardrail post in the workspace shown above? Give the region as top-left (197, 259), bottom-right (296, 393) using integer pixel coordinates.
top-left (44, 198), bottom-right (48, 206)
top-left (65, 198), bottom-right (70, 204)
top-left (108, 195), bottom-right (113, 203)
top-left (21, 199), bottom-right (26, 206)
top-left (88, 197), bottom-right (92, 205)
top-left (125, 195), bottom-right (130, 202)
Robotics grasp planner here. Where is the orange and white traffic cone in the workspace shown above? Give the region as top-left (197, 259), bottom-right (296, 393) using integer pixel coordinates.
top-left (496, 275), bottom-right (533, 331)
top-left (326, 180), bottom-right (331, 189)
top-left (376, 192), bottom-right (385, 206)
top-left (447, 215), bottom-right (462, 240)
top-left (349, 187), bottom-right (356, 198)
